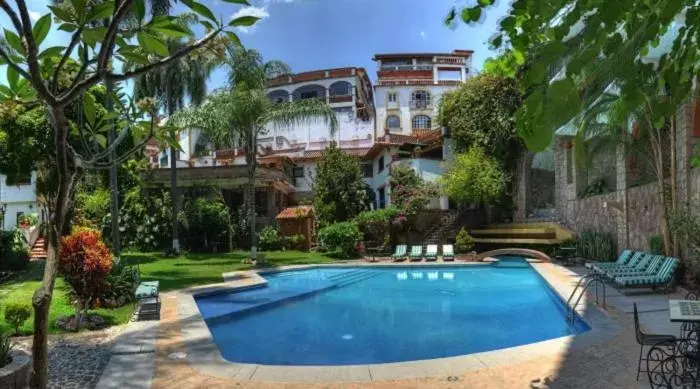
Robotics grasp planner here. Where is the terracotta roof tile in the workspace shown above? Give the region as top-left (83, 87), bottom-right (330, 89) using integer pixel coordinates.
top-left (276, 206), bottom-right (314, 220)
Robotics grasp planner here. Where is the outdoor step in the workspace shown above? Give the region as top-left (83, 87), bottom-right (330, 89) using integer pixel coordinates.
top-left (333, 271), bottom-right (381, 288)
top-left (472, 237), bottom-right (561, 245)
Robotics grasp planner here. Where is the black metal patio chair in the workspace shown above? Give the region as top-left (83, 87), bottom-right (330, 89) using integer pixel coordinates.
top-left (635, 302), bottom-right (678, 381)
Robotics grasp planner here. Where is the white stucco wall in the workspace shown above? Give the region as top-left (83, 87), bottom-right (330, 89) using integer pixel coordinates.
top-left (0, 173), bottom-right (38, 230)
top-left (375, 85), bottom-right (458, 136)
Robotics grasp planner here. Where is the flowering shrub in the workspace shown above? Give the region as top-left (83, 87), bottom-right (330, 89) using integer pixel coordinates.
top-left (58, 229), bottom-right (113, 329)
top-left (258, 226), bottom-right (283, 251)
top-left (389, 165), bottom-right (438, 215)
top-left (102, 188), bottom-right (171, 250)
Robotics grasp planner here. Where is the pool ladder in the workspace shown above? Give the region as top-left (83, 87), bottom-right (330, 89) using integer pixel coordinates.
top-left (566, 272), bottom-right (606, 325)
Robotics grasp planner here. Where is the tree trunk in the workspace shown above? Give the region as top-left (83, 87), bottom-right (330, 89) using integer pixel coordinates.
top-left (170, 145), bottom-right (180, 253)
top-left (106, 80), bottom-right (121, 256)
top-left (32, 107), bottom-right (76, 389)
top-left (247, 128), bottom-right (257, 260)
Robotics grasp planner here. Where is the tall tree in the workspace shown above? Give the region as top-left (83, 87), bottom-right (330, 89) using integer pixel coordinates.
top-left (172, 48), bottom-right (338, 260)
top-left (131, 18), bottom-right (226, 253)
top-left (0, 1), bottom-right (257, 387)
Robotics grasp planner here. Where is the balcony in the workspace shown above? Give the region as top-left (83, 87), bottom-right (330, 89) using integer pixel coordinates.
top-left (142, 165), bottom-right (294, 188)
top-left (409, 99), bottom-right (431, 109)
top-left (377, 79), bottom-right (435, 86)
top-left (435, 56), bottom-right (464, 64)
top-left (329, 94), bottom-right (353, 104)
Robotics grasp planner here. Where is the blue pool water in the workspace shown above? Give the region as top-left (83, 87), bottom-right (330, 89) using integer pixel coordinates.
top-left (195, 259), bottom-right (590, 365)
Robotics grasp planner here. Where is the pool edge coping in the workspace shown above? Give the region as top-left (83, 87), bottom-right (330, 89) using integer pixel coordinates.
top-left (175, 260), bottom-right (620, 383)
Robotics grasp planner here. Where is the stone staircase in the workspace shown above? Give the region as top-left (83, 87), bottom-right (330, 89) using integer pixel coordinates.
top-left (30, 237), bottom-right (47, 260)
top-left (422, 210), bottom-right (463, 245)
top-left (470, 222), bottom-right (573, 246)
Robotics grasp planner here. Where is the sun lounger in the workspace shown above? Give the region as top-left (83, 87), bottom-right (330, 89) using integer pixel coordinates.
top-left (442, 244), bottom-right (455, 261)
top-left (409, 245), bottom-right (423, 261)
top-left (592, 251), bottom-right (644, 274)
top-left (425, 245), bottom-right (438, 261)
top-left (604, 253), bottom-right (655, 277)
top-left (613, 257), bottom-right (679, 291)
top-left (585, 250), bottom-right (633, 271)
top-left (391, 245), bottom-right (407, 262)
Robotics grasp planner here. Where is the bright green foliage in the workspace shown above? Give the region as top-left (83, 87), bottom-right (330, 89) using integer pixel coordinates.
top-left (313, 144), bottom-right (368, 227)
top-left (0, 104), bottom-right (52, 185)
top-left (182, 197), bottom-right (231, 252)
top-left (0, 229), bottom-right (29, 271)
top-left (446, 0), bottom-right (699, 152)
top-left (389, 164), bottom-right (437, 216)
top-left (258, 226), bottom-right (284, 251)
top-left (354, 206), bottom-right (399, 248)
top-left (317, 222), bottom-right (362, 259)
top-left (440, 147), bottom-right (505, 205)
top-left (75, 188), bottom-right (111, 226)
top-left (4, 302), bottom-right (30, 335)
top-left (0, 332), bottom-right (11, 367)
top-left (455, 228), bottom-right (475, 253)
top-left (103, 188), bottom-right (172, 251)
top-left (438, 74), bottom-right (522, 165)
top-left (575, 231), bottom-right (616, 262)
top-left (649, 235), bottom-right (665, 255)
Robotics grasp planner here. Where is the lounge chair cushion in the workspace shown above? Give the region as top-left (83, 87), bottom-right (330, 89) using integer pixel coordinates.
top-left (135, 281), bottom-right (160, 299)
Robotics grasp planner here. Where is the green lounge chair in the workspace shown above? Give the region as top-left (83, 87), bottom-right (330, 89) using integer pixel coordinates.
top-left (409, 245), bottom-right (423, 262)
top-left (425, 245), bottom-right (438, 261)
top-left (614, 257), bottom-right (679, 291)
top-left (391, 245), bottom-right (407, 262)
top-left (608, 255), bottom-right (664, 278)
top-left (592, 251), bottom-right (644, 274)
top-left (442, 244), bottom-right (455, 261)
top-left (604, 253), bottom-right (655, 277)
top-left (586, 250), bottom-right (633, 271)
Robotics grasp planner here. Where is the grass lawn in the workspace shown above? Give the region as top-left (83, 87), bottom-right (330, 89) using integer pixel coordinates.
top-left (122, 250), bottom-right (335, 292)
top-left (0, 250), bottom-right (334, 334)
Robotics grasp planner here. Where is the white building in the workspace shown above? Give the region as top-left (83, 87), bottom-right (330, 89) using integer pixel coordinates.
top-left (0, 173), bottom-right (40, 230)
top-left (147, 51), bottom-right (474, 215)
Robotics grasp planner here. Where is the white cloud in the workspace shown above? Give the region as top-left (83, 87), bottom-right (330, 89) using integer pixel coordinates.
top-left (231, 6), bottom-right (270, 34)
top-left (28, 10), bottom-right (41, 21)
top-left (419, 31), bottom-right (427, 39)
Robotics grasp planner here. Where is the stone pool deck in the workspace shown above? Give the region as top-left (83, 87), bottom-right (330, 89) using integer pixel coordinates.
top-left (98, 261), bottom-right (685, 388)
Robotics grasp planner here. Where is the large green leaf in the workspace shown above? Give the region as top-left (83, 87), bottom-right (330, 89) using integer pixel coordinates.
top-left (182, 0), bottom-right (218, 23)
top-left (37, 46), bottom-right (66, 60)
top-left (83, 92), bottom-right (96, 126)
top-left (133, 0), bottom-right (146, 21)
top-left (147, 23), bottom-right (191, 38)
top-left (461, 6), bottom-right (482, 22)
top-left (48, 5), bottom-right (74, 22)
top-left (58, 23), bottom-right (78, 33)
top-left (83, 27), bottom-right (107, 46)
top-left (86, 1), bottom-right (115, 22)
top-left (4, 29), bottom-right (24, 55)
top-left (6, 67), bottom-right (19, 90)
top-left (221, 0), bottom-right (251, 4)
top-left (137, 32), bottom-right (169, 57)
top-left (118, 49), bottom-right (150, 65)
top-left (229, 16), bottom-right (259, 27)
top-left (70, 0), bottom-right (87, 21)
top-left (32, 14), bottom-right (52, 47)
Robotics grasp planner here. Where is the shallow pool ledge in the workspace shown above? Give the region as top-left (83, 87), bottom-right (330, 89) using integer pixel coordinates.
top-left (175, 262), bottom-right (620, 383)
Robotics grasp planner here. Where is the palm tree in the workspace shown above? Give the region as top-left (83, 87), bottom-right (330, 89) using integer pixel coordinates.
top-left (131, 22), bottom-right (225, 253)
top-left (172, 48), bottom-right (338, 260)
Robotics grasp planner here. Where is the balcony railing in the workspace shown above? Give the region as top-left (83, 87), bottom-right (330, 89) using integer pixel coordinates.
top-left (409, 99), bottom-right (431, 109)
top-left (377, 79), bottom-right (435, 86)
top-left (379, 64), bottom-right (433, 72)
top-left (329, 94), bottom-right (353, 103)
top-left (435, 56), bottom-right (464, 64)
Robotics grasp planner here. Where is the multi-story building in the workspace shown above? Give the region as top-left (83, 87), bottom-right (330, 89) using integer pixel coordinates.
top-left (367, 50), bottom-right (472, 209)
top-left (146, 50), bottom-right (474, 221)
top-left (0, 173), bottom-right (40, 230)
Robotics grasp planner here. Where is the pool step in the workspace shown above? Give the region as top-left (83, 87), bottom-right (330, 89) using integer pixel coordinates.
top-left (327, 269), bottom-right (379, 287)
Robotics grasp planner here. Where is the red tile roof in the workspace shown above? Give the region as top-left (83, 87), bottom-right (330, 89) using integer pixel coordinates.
top-left (276, 206), bottom-right (314, 220)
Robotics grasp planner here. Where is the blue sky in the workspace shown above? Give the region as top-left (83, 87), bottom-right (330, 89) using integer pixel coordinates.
top-left (0, 0), bottom-right (510, 91)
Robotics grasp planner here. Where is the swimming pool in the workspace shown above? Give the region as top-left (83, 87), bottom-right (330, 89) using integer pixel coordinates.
top-left (195, 259), bottom-right (590, 366)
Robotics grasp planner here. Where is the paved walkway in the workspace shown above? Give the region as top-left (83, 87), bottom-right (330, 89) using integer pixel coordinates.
top-left (95, 262), bottom-right (688, 388)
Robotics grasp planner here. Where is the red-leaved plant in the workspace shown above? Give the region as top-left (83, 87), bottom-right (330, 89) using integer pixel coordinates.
top-left (58, 229), bottom-right (113, 330)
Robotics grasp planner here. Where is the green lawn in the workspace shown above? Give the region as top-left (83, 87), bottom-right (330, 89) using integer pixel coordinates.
top-left (0, 250), bottom-right (334, 334)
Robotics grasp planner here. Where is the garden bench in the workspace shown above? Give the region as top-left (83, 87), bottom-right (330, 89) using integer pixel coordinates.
top-left (133, 270), bottom-right (161, 321)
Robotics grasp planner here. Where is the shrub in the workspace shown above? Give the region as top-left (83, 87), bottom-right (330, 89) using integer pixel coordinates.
top-left (103, 188), bottom-right (171, 251)
top-left (354, 207), bottom-right (399, 245)
top-left (75, 188), bottom-right (111, 225)
top-left (182, 197), bottom-right (230, 252)
top-left (649, 235), bottom-right (664, 255)
top-left (100, 257), bottom-right (137, 308)
top-left (58, 229), bottom-right (113, 329)
top-left (0, 229), bottom-right (29, 271)
top-left (284, 234), bottom-right (306, 250)
top-left (258, 226), bottom-right (283, 251)
top-left (4, 303), bottom-right (30, 335)
top-left (440, 147), bottom-right (506, 205)
top-left (0, 332), bottom-right (11, 367)
top-left (318, 222), bottom-right (362, 258)
top-left (455, 228), bottom-right (475, 253)
top-left (576, 231), bottom-right (616, 261)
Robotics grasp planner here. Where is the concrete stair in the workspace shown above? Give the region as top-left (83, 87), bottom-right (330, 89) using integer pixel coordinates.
top-left (470, 222), bottom-right (574, 246)
top-left (422, 210), bottom-right (462, 244)
top-left (30, 237), bottom-right (47, 260)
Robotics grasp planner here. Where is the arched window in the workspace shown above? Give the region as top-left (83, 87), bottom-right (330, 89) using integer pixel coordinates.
top-left (412, 115), bottom-right (432, 130)
top-left (267, 90), bottom-right (289, 104)
top-left (411, 90), bottom-right (431, 108)
top-left (386, 115), bottom-right (401, 129)
top-left (329, 81), bottom-right (351, 96)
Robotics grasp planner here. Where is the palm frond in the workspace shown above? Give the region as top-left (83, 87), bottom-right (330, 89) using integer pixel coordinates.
top-left (264, 99), bottom-right (339, 137)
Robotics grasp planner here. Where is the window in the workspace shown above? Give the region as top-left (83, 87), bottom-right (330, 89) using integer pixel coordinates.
top-left (361, 163), bottom-right (373, 178)
top-left (386, 115), bottom-right (400, 129)
top-left (293, 167), bottom-right (304, 178)
top-left (411, 90), bottom-right (430, 108)
top-left (300, 91), bottom-right (319, 99)
top-left (387, 93), bottom-right (397, 103)
top-left (377, 187), bottom-right (386, 209)
top-left (329, 81), bottom-right (351, 96)
top-left (15, 212), bottom-right (23, 226)
top-left (412, 115), bottom-right (432, 130)
top-left (377, 156), bottom-right (385, 173)
top-left (437, 69), bottom-right (462, 81)
top-left (160, 155), bottom-right (168, 167)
